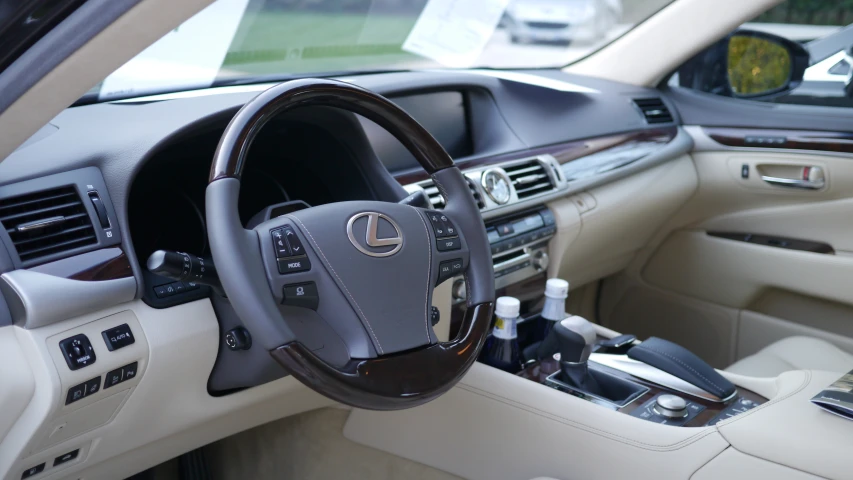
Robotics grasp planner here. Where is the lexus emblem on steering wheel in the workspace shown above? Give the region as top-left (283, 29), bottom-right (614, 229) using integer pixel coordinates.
top-left (346, 212), bottom-right (403, 257)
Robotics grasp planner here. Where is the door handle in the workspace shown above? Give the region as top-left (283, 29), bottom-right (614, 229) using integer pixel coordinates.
top-left (760, 165), bottom-right (824, 190)
top-left (760, 175), bottom-right (825, 189)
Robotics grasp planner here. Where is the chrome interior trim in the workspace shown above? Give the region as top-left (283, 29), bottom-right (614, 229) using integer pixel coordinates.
top-left (588, 353), bottom-right (736, 403)
top-left (16, 216), bottom-right (66, 232)
top-left (404, 127), bottom-right (693, 221)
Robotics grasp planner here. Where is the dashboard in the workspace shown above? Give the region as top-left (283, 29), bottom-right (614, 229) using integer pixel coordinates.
top-left (0, 68), bottom-right (694, 480)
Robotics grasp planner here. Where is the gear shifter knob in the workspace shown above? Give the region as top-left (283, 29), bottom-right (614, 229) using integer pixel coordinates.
top-left (555, 315), bottom-right (597, 364)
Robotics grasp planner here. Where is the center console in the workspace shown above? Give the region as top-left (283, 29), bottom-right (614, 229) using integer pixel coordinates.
top-left (515, 315), bottom-right (766, 428)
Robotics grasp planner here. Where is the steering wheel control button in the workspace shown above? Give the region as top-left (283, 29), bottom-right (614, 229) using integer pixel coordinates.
top-left (53, 449), bottom-right (79, 467)
top-left (101, 323), bottom-right (135, 351)
top-left (282, 226), bottom-right (305, 256)
top-left (282, 282), bottom-right (320, 310)
top-left (277, 255), bottom-right (311, 274)
top-left (59, 334), bottom-right (96, 371)
top-left (427, 211), bottom-right (458, 239)
top-left (436, 236), bottom-right (461, 251)
top-left (437, 258), bottom-right (463, 284)
top-left (225, 327), bottom-right (253, 351)
top-left (271, 228), bottom-right (292, 258)
top-left (21, 463), bottom-right (45, 479)
top-left (431, 306), bottom-right (440, 326)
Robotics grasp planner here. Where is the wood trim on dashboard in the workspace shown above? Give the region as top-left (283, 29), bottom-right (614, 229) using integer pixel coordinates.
top-left (29, 247), bottom-right (133, 281)
top-left (704, 127), bottom-right (853, 155)
top-left (394, 127), bottom-right (679, 185)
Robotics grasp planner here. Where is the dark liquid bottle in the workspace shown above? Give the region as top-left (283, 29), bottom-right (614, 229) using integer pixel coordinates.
top-left (480, 296), bottom-right (522, 373)
top-left (535, 278), bottom-right (569, 360)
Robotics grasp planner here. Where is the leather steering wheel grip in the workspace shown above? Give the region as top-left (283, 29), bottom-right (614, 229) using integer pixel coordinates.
top-left (206, 78), bottom-right (495, 410)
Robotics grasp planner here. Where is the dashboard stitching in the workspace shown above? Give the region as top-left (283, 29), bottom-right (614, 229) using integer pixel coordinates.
top-left (458, 383), bottom-right (718, 451)
top-left (412, 208), bottom-right (432, 343)
top-left (288, 215), bottom-right (384, 354)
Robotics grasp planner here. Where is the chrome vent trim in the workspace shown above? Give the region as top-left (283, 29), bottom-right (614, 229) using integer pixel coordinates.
top-left (504, 159), bottom-right (555, 200)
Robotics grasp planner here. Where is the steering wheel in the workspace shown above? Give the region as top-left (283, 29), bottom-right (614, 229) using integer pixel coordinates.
top-left (206, 78), bottom-right (495, 410)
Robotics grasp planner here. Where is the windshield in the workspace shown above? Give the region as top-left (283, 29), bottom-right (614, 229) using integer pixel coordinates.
top-left (89, 0), bottom-right (674, 101)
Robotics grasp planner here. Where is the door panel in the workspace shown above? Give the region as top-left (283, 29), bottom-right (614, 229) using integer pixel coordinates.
top-left (601, 146), bottom-right (853, 367)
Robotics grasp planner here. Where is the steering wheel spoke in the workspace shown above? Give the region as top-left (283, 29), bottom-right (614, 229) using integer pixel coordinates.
top-left (206, 78), bottom-right (494, 410)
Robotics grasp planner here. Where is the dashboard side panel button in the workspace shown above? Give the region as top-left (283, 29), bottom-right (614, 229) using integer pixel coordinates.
top-left (59, 334), bottom-right (96, 371)
top-left (21, 463), bottom-right (45, 479)
top-left (53, 449), bottom-right (79, 466)
top-left (277, 255), bottom-right (311, 274)
top-left (65, 383), bottom-right (87, 405)
top-left (84, 376), bottom-right (101, 396)
top-left (101, 323), bottom-right (135, 351)
top-left (122, 362), bottom-right (139, 381)
top-left (104, 367), bottom-right (124, 389)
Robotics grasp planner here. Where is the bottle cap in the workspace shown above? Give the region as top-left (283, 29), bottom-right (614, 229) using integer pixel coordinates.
top-left (545, 278), bottom-right (569, 299)
top-left (495, 296), bottom-right (520, 319)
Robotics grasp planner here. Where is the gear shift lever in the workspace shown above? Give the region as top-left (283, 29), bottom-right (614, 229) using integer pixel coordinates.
top-left (555, 316), bottom-right (597, 364)
top-left (549, 315), bottom-right (648, 406)
top-left (555, 316), bottom-right (598, 390)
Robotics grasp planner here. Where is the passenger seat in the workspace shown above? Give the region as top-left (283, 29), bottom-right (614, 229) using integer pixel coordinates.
top-left (726, 336), bottom-right (853, 377)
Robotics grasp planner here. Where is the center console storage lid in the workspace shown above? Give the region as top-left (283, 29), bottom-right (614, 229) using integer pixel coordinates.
top-left (717, 370), bottom-right (852, 480)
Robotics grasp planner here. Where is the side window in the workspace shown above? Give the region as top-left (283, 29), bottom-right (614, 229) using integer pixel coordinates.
top-left (671, 0), bottom-right (853, 108)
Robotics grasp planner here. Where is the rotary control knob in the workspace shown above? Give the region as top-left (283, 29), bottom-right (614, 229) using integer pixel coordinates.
top-left (533, 251), bottom-right (550, 271)
top-left (452, 278), bottom-right (467, 301)
top-left (653, 394), bottom-right (688, 419)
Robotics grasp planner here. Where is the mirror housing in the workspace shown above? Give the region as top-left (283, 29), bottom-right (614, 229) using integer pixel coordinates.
top-left (677, 29), bottom-right (809, 100)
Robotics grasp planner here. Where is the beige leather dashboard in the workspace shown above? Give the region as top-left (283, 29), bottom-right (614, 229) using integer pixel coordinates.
top-left (0, 299), bottom-right (334, 480)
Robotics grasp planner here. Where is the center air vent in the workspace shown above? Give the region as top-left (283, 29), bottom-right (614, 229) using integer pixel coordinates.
top-left (504, 160), bottom-right (554, 200)
top-left (0, 186), bottom-right (96, 264)
top-left (633, 98), bottom-right (674, 124)
top-left (420, 177), bottom-right (484, 210)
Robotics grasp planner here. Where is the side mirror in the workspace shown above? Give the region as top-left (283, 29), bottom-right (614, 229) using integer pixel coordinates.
top-left (677, 30), bottom-right (809, 100)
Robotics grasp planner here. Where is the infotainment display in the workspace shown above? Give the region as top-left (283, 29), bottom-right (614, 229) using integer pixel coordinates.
top-left (360, 91), bottom-right (473, 172)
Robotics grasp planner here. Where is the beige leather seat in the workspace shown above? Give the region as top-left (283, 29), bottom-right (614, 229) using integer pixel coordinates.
top-left (726, 336), bottom-right (853, 377)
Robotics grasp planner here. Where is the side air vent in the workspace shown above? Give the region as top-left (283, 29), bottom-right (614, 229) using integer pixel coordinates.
top-left (422, 182), bottom-right (446, 209)
top-left (0, 186), bottom-right (96, 264)
top-left (420, 178), bottom-right (485, 210)
top-left (633, 98), bottom-right (674, 124)
top-left (504, 160), bottom-right (554, 200)
top-left (466, 177), bottom-right (486, 209)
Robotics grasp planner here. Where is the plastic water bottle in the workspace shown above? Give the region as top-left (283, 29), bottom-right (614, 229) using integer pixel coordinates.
top-left (536, 278), bottom-right (569, 359)
top-left (480, 296), bottom-right (522, 373)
